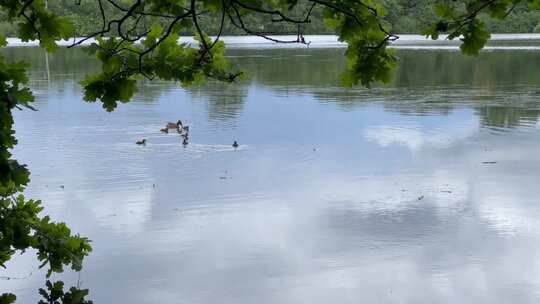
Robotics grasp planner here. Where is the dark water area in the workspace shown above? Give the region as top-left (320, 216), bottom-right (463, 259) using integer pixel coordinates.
top-left (3, 43), bottom-right (540, 303)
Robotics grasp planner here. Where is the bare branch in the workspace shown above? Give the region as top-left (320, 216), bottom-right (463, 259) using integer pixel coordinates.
top-left (308, 0), bottom-right (364, 25)
top-left (209, 0), bottom-right (227, 50)
top-left (18, 0), bottom-right (34, 16)
top-left (228, 5), bottom-right (309, 44)
top-left (232, 0), bottom-right (313, 24)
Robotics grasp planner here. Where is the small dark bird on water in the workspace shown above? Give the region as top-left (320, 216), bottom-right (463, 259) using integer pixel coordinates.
top-left (136, 139), bottom-right (146, 145)
top-left (160, 128), bottom-right (169, 133)
top-left (232, 141), bottom-right (239, 148)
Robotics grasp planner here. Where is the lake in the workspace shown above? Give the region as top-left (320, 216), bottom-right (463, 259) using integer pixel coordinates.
top-left (3, 35), bottom-right (540, 303)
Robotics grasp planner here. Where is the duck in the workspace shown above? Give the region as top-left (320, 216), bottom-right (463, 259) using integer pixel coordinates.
top-left (166, 120), bottom-right (182, 129)
top-left (160, 128), bottom-right (169, 133)
top-left (232, 141), bottom-right (239, 148)
top-left (136, 139), bottom-right (146, 145)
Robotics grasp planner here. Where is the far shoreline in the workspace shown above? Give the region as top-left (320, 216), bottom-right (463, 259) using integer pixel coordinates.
top-left (3, 33), bottom-right (540, 49)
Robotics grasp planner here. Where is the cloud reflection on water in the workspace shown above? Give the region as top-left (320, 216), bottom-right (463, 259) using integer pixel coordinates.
top-left (5, 46), bottom-right (540, 303)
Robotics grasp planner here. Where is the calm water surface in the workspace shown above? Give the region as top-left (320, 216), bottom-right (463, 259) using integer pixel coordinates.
top-left (3, 39), bottom-right (540, 303)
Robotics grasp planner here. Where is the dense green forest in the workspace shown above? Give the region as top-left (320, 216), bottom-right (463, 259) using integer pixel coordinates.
top-left (1, 0), bottom-right (540, 37)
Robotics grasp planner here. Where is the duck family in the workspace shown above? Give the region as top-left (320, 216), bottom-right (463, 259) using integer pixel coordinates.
top-left (165, 120), bottom-right (190, 135)
top-left (136, 119), bottom-right (239, 149)
top-left (163, 119), bottom-right (191, 146)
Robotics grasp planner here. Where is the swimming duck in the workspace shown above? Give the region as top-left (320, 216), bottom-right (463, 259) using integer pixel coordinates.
top-left (136, 139), bottom-right (146, 145)
top-left (160, 128), bottom-right (169, 133)
top-left (232, 141), bottom-right (239, 148)
top-left (166, 120), bottom-right (182, 129)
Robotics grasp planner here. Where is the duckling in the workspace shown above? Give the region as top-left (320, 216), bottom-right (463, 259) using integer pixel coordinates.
top-left (232, 141), bottom-right (239, 148)
top-left (136, 139), bottom-right (146, 145)
top-left (160, 128), bottom-right (169, 133)
top-left (166, 120), bottom-right (182, 129)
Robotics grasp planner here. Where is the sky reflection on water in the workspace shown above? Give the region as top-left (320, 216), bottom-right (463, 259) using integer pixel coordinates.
top-left (3, 45), bottom-right (540, 303)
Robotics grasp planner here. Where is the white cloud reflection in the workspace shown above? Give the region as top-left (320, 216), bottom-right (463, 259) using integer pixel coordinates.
top-left (363, 117), bottom-right (479, 152)
top-left (8, 68), bottom-right (540, 304)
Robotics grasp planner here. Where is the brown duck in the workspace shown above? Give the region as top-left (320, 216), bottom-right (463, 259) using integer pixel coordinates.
top-left (166, 120), bottom-right (182, 129)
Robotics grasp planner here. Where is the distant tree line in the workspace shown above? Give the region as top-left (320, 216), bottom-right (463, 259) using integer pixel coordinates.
top-left (1, 0), bottom-right (540, 37)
